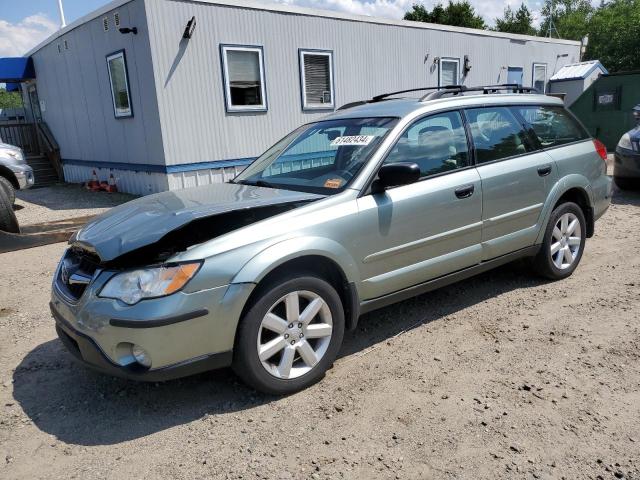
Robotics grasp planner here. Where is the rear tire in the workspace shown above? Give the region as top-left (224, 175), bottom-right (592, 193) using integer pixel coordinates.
top-left (0, 176), bottom-right (15, 206)
top-left (613, 176), bottom-right (639, 191)
top-left (233, 274), bottom-right (345, 395)
top-left (532, 202), bottom-right (585, 280)
top-left (0, 186), bottom-right (19, 233)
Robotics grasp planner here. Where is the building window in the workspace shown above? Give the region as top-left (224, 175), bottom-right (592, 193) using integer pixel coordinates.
top-left (507, 66), bottom-right (524, 85)
top-left (106, 50), bottom-right (133, 118)
top-left (439, 58), bottom-right (460, 87)
top-left (299, 50), bottom-right (334, 110)
top-left (220, 45), bottom-right (267, 112)
top-left (532, 63), bottom-right (547, 92)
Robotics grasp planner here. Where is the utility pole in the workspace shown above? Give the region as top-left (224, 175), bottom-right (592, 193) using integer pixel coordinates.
top-left (57, 0), bottom-right (67, 28)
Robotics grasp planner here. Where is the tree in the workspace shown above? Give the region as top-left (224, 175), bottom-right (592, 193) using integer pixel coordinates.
top-left (0, 88), bottom-right (23, 110)
top-left (538, 0), bottom-right (594, 40)
top-left (494, 3), bottom-right (536, 35)
top-left (404, 1), bottom-right (486, 29)
top-left (584, 0), bottom-right (640, 72)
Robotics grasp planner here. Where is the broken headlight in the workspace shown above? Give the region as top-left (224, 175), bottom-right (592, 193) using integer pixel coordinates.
top-left (99, 262), bottom-right (202, 305)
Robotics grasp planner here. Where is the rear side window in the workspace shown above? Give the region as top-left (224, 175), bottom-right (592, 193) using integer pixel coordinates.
top-left (465, 107), bottom-right (535, 164)
top-left (384, 111), bottom-right (470, 178)
top-left (515, 105), bottom-right (589, 148)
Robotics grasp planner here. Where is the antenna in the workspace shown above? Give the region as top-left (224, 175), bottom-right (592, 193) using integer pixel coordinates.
top-left (57, 0), bottom-right (67, 28)
top-left (546, 0), bottom-right (559, 38)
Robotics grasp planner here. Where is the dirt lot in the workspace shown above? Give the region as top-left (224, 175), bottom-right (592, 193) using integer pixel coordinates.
top-left (14, 184), bottom-right (135, 227)
top-left (1, 187), bottom-right (639, 480)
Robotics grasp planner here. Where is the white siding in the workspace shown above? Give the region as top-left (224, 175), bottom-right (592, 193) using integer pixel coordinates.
top-left (146, 0), bottom-right (580, 171)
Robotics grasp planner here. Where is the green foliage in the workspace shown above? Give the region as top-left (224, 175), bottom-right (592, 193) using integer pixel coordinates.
top-left (404, 1), bottom-right (486, 29)
top-left (537, 0), bottom-right (640, 71)
top-left (494, 3), bottom-right (537, 35)
top-left (538, 0), bottom-right (594, 40)
top-left (0, 89), bottom-right (23, 110)
top-left (584, 0), bottom-right (640, 72)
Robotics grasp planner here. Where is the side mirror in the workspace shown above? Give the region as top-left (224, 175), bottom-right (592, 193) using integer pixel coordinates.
top-left (372, 162), bottom-right (420, 193)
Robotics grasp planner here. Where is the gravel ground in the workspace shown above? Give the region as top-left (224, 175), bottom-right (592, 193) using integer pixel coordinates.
top-left (1, 186), bottom-right (639, 480)
top-left (14, 184), bottom-right (135, 226)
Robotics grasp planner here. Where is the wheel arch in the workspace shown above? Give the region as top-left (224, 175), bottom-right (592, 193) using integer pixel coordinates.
top-left (537, 176), bottom-right (595, 243)
top-left (233, 238), bottom-right (361, 331)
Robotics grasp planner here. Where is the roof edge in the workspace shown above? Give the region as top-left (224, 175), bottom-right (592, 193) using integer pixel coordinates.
top-left (26, 0), bottom-right (581, 57)
top-left (26, 0), bottom-right (135, 57)
top-left (191, 0), bottom-right (581, 45)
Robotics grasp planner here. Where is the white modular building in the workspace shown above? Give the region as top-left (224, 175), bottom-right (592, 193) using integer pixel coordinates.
top-left (13, 0), bottom-right (580, 194)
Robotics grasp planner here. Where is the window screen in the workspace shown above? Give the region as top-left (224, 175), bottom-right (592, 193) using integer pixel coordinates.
top-left (384, 111), bottom-right (469, 178)
top-left (106, 51), bottom-right (132, 118)
top-left (465, 107), bottom-right (534, 163)
top-left (533, 64), bottom-right (546, 92)
top-left (221, 46), bottom-right (266, 111)
top-left (440, 59), bottom-right (459, 86)
top-left (300, 50), bottom-right (334, 109)
top-left (516, 105), bottom-right (589, 148)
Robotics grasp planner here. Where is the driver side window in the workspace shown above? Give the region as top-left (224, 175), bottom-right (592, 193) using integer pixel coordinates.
top-left (384, 111), bottom-right (470, 178)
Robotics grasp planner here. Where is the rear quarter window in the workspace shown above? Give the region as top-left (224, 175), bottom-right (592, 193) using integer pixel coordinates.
top-left (515, 105), bottom-right (589, 148)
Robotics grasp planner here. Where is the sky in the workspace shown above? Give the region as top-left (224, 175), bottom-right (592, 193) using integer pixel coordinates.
top-left (0, 0), bottom-right (547, 57)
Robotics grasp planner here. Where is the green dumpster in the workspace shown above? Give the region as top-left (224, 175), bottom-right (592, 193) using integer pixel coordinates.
top-left (569, 71), bottom-right (640, 151)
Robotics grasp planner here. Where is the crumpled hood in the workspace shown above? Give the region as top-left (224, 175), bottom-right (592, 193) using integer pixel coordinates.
top-left (75, 182), bottom-right (323, 261)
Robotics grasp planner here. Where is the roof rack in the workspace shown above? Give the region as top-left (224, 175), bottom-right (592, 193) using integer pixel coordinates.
top-left (421, 83), bottom-right (538, 100)
top-left (337, 85), bottom-right (459, 110)
top-left (337, 83), bottom-right (539, 110)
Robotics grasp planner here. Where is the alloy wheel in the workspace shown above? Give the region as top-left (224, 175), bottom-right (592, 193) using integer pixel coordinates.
top-left (550, 212), bottom-right (582, 270)
top-left (257, 290), bottom-right (333, 379)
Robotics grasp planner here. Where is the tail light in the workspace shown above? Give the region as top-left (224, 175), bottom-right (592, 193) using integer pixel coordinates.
top-left (593, 139), bottom-right (608, 161)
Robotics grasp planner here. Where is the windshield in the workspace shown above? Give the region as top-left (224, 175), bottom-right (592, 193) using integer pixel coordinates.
top-left (234, 117), bottom-right (398, 194)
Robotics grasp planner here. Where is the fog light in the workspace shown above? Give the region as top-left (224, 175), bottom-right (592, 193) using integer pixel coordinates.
top-left (131, 344), bottom-right (152, 368)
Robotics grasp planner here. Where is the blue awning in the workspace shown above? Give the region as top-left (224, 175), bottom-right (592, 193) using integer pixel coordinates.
top-left (0, 57), bottom-right (35, 83)
top-left (5, 83), bottom-right (20, 92)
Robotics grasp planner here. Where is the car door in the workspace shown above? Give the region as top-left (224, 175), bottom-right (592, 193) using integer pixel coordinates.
top-left (465, 106), bottom-right (558, 260)
top-left (355, 110), bottom-right (483, 300)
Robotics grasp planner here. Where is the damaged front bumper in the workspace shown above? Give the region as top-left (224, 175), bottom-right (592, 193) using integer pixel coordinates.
top-left (50, 256), bottom-right (255, 381)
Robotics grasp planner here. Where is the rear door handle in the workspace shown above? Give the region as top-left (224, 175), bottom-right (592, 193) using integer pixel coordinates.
top-left (537, 165), bottom-right (552, 176)
top-left (454, 184), bottom-right (474, 199)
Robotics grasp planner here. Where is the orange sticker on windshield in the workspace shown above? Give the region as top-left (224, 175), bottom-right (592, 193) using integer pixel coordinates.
top-left (324, 178), bottom-right (342, 189)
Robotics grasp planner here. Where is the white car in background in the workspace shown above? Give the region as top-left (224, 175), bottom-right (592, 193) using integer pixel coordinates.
top-left (0, 137), bottom-right (34, 205)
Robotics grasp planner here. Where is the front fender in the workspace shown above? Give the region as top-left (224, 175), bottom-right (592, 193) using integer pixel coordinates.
top-left (535, 174), bottom-right (593, 244)
top-left (231, 236), bottom-right (361, 286)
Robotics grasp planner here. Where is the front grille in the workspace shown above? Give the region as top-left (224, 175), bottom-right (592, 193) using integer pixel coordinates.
top-left (56, 247), bottom-right (101, 302)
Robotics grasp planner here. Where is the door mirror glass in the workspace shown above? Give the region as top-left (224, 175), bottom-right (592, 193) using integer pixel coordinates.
top-left (373, 162), bottom-right (420, 193)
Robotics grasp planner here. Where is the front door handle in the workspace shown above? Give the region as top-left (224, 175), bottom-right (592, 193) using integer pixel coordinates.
top-left (454, 184), bottom-right (474, 199)
top-left (537, 165), bottom-right (552, 176)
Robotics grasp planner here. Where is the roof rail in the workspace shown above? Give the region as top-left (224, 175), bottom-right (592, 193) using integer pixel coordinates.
top-left (337, 85), bottom-right (460, 110)
top-left (337, 101), bottom-right (368, 111)
top-left (337, 84), bottom-right (540, 110)
top-left (421, 83), bottom-right (538, 101)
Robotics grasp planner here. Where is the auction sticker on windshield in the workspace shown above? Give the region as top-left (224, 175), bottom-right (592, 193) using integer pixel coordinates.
top-left (330, 135), bottom-right (375, 146)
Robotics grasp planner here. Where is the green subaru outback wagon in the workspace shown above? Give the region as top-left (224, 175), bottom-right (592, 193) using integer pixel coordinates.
top-left (51, 85), bottom-right (612, 394)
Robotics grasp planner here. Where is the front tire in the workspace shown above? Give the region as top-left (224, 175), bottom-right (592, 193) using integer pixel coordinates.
top-left (0, 176), bottom-right (15, 206)
top-left (0, 186), bottom-right (19, 233)
top-left (532, 202), bottom-right (586, 280)
top-left (233, 275), bottom-right (345, 395)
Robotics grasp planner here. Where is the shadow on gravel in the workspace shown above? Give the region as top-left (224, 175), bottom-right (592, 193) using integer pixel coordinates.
top-left (339, 260), bottom-right (546, 359)
top-left (13, 260), bottom-right (547, 447)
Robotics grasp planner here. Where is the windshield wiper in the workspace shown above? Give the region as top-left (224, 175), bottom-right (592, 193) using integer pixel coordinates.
top-left (237, 179), bottom-right (278, 189)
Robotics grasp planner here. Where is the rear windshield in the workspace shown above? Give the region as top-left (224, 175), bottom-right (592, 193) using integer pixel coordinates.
top-left (234, 117), bottom-right (398, 194)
